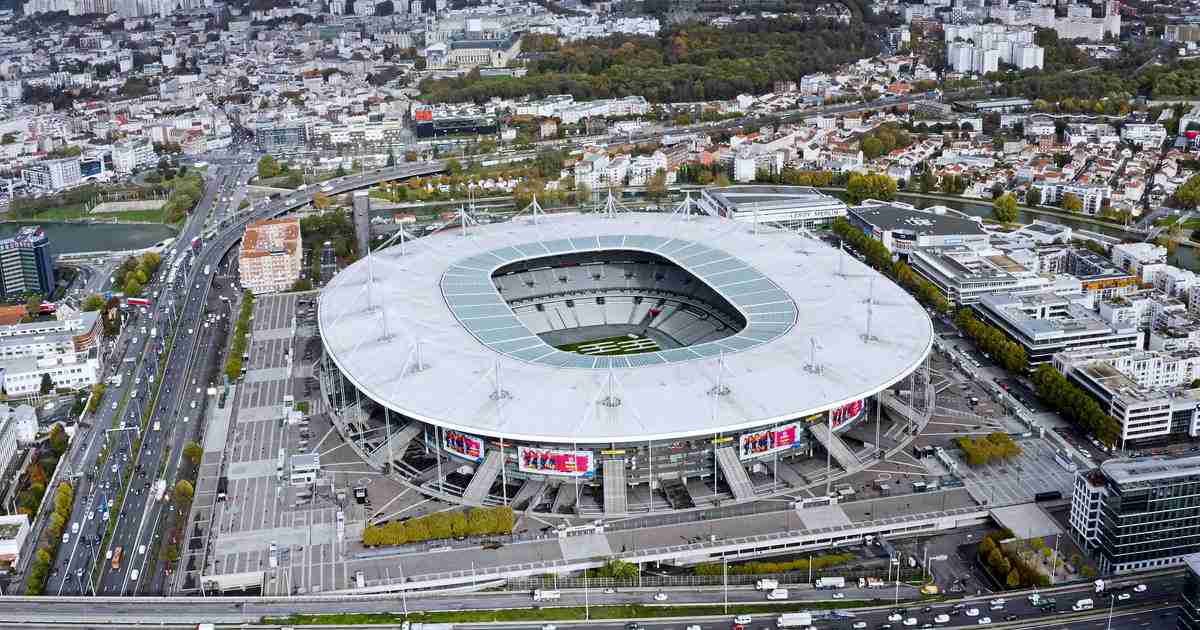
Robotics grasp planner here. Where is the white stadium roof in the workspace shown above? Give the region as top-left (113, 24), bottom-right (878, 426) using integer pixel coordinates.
top-left (317, 212), bottom-right (932, 444)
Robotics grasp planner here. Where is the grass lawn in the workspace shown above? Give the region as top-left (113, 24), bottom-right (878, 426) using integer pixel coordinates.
top-left (1155, 216), bottom-right (1181, 227)
top-left (557, 334), bottom-right (660, 356)
top-left (92, 208), bottom-right (170, 223)
top-left (8, 205), bottom-right (170, 224)
top-left (264, 599), bottom-right (879, 626)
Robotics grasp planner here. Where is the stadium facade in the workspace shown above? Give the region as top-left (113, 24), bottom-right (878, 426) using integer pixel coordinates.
top-left (316, 211), bottom-right (933, 515)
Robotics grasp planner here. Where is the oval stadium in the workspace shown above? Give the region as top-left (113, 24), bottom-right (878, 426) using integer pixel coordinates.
top-left (316, 209), bottom-right (933, 515)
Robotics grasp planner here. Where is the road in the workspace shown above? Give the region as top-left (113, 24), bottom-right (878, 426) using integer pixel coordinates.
top-left (0, 574), bottom-right (1181, 625)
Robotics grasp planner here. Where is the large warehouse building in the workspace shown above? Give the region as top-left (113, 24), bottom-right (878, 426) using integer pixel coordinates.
top-left (316, 211), bottom-right (933, 515)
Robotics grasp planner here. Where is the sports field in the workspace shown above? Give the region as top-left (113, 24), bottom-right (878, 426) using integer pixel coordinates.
top-left (557, 334), bottom-right (660, 356)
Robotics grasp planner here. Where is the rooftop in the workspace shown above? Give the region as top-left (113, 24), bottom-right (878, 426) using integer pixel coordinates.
top-left (1101, 453), bottom-right (1200, 485)
top-left (241, 217), bottom-right (301, 259)
top-left (849, 204), bottom-right (987, 238)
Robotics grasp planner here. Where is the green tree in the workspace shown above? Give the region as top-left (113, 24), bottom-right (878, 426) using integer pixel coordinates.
top-left (646, 170), bottom-right (668, 200)
top-left (992, 193), bottom-right (1019, 224)
top-left (257, 155), bottom-right (281, 179)
top-left (386, 150), bottom-right (396, 167)
top-left (845, 172), bottom-right (897, 204)
top-left (39, 373), bottom-right (54, 395)
top-left (81, 294), bottom-right (106, 311)
top-left (174, 479), bottom-right (195, 505)
top-left (183, 441), bottom-right (204, 466)
top-left (1006, 568), bottom-right (1021, 588)
top-left (1062, 193), bottom-right (1083, 213)
top-left (1026, 187), bottom-right (1042, 206)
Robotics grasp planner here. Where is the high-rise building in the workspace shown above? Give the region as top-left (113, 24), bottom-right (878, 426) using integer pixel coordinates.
top-left (0, 226), bottom-right (55, 298)
top-left (254, 123), bottom-right (308, 156)
top-left (239, 217), bottom-right (303, 294)
top-left (1182, 553), bottom-right (1200, 629)
top-left (1070, 455), bottom-right (1200, 575)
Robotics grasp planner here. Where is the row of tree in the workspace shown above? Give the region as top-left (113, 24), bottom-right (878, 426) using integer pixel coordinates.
top-left (14, 425), bottom-right (69, 518)
top-left (1032, 364), bottom-right (1122, 448)
top-left (860, 123), bottom-right (914, 161)
top-left (894, 262), bottom-right (952, 314)
top-left (954, 432), bottom-right (1022, 467)
top-left (26, 481), bottom-right (75, 594)
top-left (224, 291), bottom-right (255, 382)
top-left (954, 309), bottom-right (1029, 374)
top-left (977, 531), bottom-right (1050, 589)
top-left (694, 552), bottom-right (855, 576)
top-left (362, 506), bottom-right (516, 547)
top-left (844, 172), bottom-right (897, 205)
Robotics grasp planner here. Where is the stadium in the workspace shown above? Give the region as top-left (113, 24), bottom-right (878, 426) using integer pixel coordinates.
top-left (315, 210), bottom-right (933, 515)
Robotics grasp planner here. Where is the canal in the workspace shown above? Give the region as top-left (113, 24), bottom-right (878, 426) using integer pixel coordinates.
top-left (0, 221), bottom-right (178, 255)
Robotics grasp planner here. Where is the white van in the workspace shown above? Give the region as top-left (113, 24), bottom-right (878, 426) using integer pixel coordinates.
top-left (766, 588), bottom-right (789, 600)
top-left (130, 568), bottom-right (140, 581)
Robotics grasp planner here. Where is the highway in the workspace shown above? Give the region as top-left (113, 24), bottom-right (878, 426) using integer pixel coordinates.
top-left (0, 573), bottom-right (1181, 625)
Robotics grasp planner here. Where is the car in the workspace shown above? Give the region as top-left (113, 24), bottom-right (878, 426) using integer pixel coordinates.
top-left (541, 625), bottom-right (556, 630)
top-left (1134, 584), bottom-right (1148, 593)
top-left (853, 624), bottom-right (868, 629)
top-left (62, 533), bottom-right (69, 544)
top-left (138, 545), bottom-right (146, 555)
top-left (965, 609), bottom-right (980, 617)
top-left (1003, 615), bottom-right (1017, 622)
top-left (832, 593), bottom-right (845, 599)
top-left (653, 592), bottom-right (668, 601)
top-left (903, 619), bottom-right (917, 627)
top-left (888, 614), bottom-right (903, 622)
top-left (977, 618), bottom-right (991, 625)
top-left (603, 588), bottom-right (616, 594)
top-left (733, 616), bottom-right (752, 625)
top-left (1117, 593), bottom-right (1131, 601)
top-left (625, 624), bottom-right (641, 630)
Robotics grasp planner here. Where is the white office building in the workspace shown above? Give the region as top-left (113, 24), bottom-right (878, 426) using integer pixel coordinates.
top-left (21, 157), bottom-right (82, 192)
top-left (111, 137), bottom-right (157, 174)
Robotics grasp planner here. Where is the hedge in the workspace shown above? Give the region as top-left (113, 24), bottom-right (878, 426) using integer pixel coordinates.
top-left (362, 506), bottom-right (515, 547)
top-left (695, 552), bottom-right (855, 576)
top-left (224, 291), bottom-right (255, 381)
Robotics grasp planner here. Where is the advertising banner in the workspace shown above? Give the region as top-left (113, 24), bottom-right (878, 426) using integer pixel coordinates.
top-left (518, 446), bottom-right (594, 477)
top-left (829, 398), bottom-right (867, 432)
top-left (444, 430), bottom-right (485, 462)
top-left (738, 422), bottom-right (802, 460)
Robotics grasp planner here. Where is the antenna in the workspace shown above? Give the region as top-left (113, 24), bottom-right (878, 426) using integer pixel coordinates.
top-left (708, 352), bottom-right (731, 396)
top-left (862, 278), bottom-right (877, 343)
top-left (490, 358), bottom-right (511, 401)
top-left (805, 337), bottom-right (822, 374)
top-left (672, 190), bottom-right (699, 221)
top-left (600, 367), bottom-right (621, 407)
top-left (601, 187), bottom-right (623, 219)
top-left (837, 242), bottom-right (847, 277)
top-left (365, 240), bottom-right (390, 340)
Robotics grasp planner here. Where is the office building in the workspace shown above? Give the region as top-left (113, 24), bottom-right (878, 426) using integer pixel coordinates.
top-left (1070, 454), bottom-right (1200, 575)
top-left (1054, 348), bottom-right (1200, 446)
top-left (111, 137), bottom-right (157, 174)
top-left (0, 226), bottom-right (54, 299)
top-left (0, 310), bottom-right (102, 396)
top-left (1181, 553), bottom-right (1200, 630)
top-left (0, 514), bottom-right (30, 568)
top-left (909, 246), bottom-right (1080, 306)
top-left (698, 186), bottom-right (848, 228)
top-left (254, 123), bottom-right (308, 156)
top-left (973, 292), bottom-right (1142, 364)
top-left (239, 217), bottom-right (303, 295)
top-left (846, 202), bottom-right (989, 255)
top-left (21, 157), bottom-right (82, 192)
top-left (0, 404), bottom-right (36, 479)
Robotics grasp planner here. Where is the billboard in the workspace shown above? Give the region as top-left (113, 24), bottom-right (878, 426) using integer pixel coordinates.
top-left (518, 447), bottom-right (594, 477)
top-left (739, 422), bottom-right (802, 460)
top-left (444, 430), bottom-right (485, 462)
top-left (830, 398), bottom-right (867, 432)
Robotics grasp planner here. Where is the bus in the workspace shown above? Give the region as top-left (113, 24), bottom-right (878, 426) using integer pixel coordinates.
top-left (127, 297), bottom-right (152, 308)
top-left (111, 546), bottom-right (123, 570)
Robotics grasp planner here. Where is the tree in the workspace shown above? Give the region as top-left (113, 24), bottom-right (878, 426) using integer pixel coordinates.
top-left (257, 155), bottom-right (281, 180)
top-left (24, 294), bottom-right (42, 321)
top-left (1006, 568), bottom-right (1021, 588)
top-left (1026, 187), bottom-right (1042, 207)
top-left (81, 294), bottom-right (105, 312)
top-left (39, 373), bottom-right (54, 395)
top-left (183, 441), bottom-right (204, 466)
top-left (174, 479), bottom-right (195, 505)
top-left (313, 192), bottom-right (331, 210)
top-left (646, 170), bottom-right (668, 200)
top-left (48, 424), bottom-right (68, 455)
top-left (845, 172), bottom-right (897, 204)
top-left (1062, 193), bottom-right (1083, 213)
top-left (992, 193), bottom-right (1019, 224)
top-left (386, 150), bottom-right (396, 167)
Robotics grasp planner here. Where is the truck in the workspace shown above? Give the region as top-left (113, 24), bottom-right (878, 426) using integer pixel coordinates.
top-left (204, 265), bottom-right (211, 276)
top-left (153, 480), bottom-right (167, 502)
top-left (1094, 579), bottom-right (1106, 593)
top-left (108, 374), bottom-right (123, 387)
top-left (150, 327), bottom-right (157, 339)
top-left (532, 589), bottom-right (561, 602)
top-left (766, 588), bottom-right (789, 600)
top-left (756, 579), bottom-right (780, 591)
top-left (1073, 598), bottom-right (1095, 612)
top-left (920, 585), bottom-right (940, 595)
top-left (815, 577), bottom-right (845, 589)
top-left (776, 612), bottom-right (813, 628)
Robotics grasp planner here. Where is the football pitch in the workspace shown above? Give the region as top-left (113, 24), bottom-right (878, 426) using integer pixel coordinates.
top-left (557, 334), bottom-right (661, 356)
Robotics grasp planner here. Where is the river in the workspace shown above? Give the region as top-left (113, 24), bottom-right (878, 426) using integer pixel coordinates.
top-left (0, 221), bottom-right (178, 255)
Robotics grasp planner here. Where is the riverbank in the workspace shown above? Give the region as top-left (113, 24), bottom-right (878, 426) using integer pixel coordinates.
top-left (0, 221), bottom-right (179, 254)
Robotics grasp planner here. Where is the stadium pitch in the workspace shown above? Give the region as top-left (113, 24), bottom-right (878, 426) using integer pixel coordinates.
top-left (557, 334), bottom-right (661, 356)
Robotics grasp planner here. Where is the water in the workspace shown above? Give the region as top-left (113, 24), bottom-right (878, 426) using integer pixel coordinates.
top-left (0, 221), bottom-right (178, 255)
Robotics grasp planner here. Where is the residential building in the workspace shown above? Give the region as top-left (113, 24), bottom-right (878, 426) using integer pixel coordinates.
top-left (0, 226), bottom-right (55, 299)
top-left (239, 217), bottom-right (303, 295)
top-left (21, 157), bottom-right (82, 192)
top-left (973, 292), bottom-right (1142, 364)
top-left (1069, 454), bottom-right (1200, 575)
top-left (111, 136), bottom-right (157, 174)
top-left (254, 123), bottom-right (308, 156)
top-left (1121, 123), bottom-right (1168, 149)
top-left (909, 245), bottom-right (1078, 306)
top-left (1112, 242), bottom-right (1168, 279)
